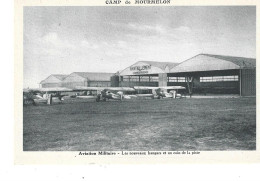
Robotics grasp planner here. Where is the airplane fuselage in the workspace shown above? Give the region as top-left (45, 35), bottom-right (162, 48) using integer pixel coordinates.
top-left (155, 88), bottom-right (175, 98)
top-left (96, 90), bottom-right (123, 102)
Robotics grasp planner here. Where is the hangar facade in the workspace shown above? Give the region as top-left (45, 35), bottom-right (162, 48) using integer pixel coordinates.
top-left (62, 72), bottom-right (115, 88)
top-left (40, 74), bottom-right (68, 88)
top-left (119, 61), bottom-right (179, 87)
top-left (118, 54), bottom-right (256, 96)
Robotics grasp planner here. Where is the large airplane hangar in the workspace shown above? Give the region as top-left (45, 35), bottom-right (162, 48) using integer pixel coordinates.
top-left (119, 54), bottom-right (256, 96)
top-left (40, 54), bottom-right (256, 96)
top-left (168, 54), bottom-right (256, 96)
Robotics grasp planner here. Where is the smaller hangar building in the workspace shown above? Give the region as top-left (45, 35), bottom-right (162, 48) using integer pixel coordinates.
top-left (40, 74), bottom-right (68, 88)
top-left (40, 72), bottom-right (115, 89)
top-left (62, 72), bottom-right (115, 88)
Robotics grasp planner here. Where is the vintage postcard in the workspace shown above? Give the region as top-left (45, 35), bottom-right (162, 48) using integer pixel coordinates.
top-left (14, 0), bottom-right (260, 164)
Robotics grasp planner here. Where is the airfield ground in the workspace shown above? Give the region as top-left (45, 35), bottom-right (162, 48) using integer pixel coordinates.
top-left (23, 97), bottom-right (256, 151)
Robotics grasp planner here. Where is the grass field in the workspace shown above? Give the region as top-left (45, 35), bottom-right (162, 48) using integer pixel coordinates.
top-left (23, 97), bottom-right (256, 151)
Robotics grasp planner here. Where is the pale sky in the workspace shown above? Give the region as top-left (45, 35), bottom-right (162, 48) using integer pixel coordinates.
top-left (24, 6), bottom-right (256, 88)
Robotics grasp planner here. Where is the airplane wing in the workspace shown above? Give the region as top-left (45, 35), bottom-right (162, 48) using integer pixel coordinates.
top-left (39, 87), bottom-right (73, 92)
top-left (76, 95), bottom-right (97, 99)
top-left (24, 87), bottom-right (73, 93)
top-left (105, 87), bottom-right (135, 91)
top-left (23, 88), bottom-right (41, 93)
top-left (133, 86), bottom-right (158, 90)
top-left (74, 86), bottom-right (135, 92)
top-left (74, 86), bottom-right (105, 91)
top-left (134, 86), bottom-right (186, 90)
top-left (159, 86), bottom-right (186, 90)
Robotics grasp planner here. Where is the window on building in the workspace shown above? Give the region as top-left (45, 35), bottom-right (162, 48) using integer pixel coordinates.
top-left (200, 76), bottom-right (212, 82)
top-left (129, 76), bottom-right (139, 82)
top-left (150, 76), bottom-right (158, 82)
top-left (223, 75), bottom-right (239, 81)
top-left (122, 75), bottom-right (159, 82)
top-left (168, 77), bottom-right (177, 82)
top-left (122, 76), bottom-right (130, 82)
top-left (178, 77), bottom-right (186, 82)
top-left (140, 76), bottom-right (150, 82)
top-left (200, 75), bottom-right (239, 82)
top-left (168, 77), bottom-right (186, 82)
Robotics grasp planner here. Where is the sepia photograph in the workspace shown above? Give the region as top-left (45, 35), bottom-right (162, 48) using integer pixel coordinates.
top-left (22, 6), bottom-right (256, 152)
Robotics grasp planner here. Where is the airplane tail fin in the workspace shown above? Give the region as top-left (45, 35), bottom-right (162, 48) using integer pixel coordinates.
top-left (169, 90), bottom-right (176, 98)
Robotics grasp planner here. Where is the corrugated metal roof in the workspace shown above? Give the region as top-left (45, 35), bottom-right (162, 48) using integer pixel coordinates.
top-left (170, 54), bottom-right (256, 73)
top-left (139, 61), bottom-right (179, 70)
top-left (73, 72), bottom-right (115, 81)
top-left (201, 54), bottom-right (256, 68)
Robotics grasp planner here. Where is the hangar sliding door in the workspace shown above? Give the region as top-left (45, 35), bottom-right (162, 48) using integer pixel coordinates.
top-left (241, 68), bottom-right (256, 96)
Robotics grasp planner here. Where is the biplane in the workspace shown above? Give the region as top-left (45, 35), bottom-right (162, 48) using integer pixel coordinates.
top-left (74, 86), bottom-right (136, 102)
top-left (23, 87), bottom-right (72, 105)
top-left (134, 86), bottom-right (186, 99)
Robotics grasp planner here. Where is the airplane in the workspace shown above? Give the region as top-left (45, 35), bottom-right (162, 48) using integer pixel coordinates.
top-left (23, 87), bottom-right (73, 105)
top-left (74, 86), bottom-right (136, 102)
top-left (74, 86), bottom-right (186, 101)
top-left (23, 86), bottom-right (186, 105)
top-left (134, 86), bottom-right (186, 99)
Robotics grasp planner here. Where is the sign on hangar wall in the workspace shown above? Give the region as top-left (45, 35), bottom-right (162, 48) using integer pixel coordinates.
top-left (130, 64), bottom-right (151, 74)
top-left (119, 61), bottom-right (166, 76)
